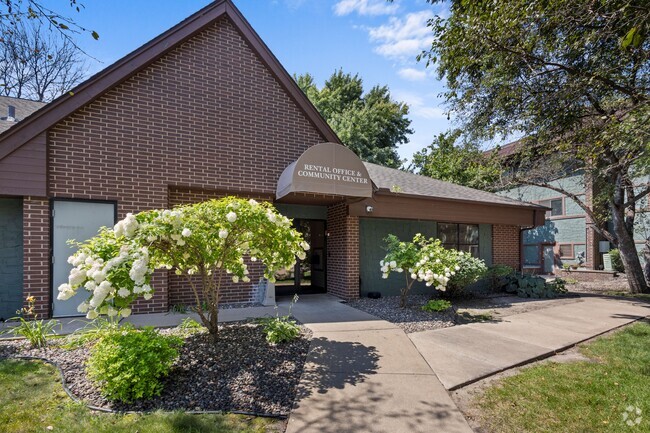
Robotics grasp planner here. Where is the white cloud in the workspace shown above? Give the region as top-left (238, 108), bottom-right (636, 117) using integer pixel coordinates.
top-left (392, 90), bottom-right (446, 120)
top-left (397, 67), bottom-right (427, 81)
top-left (333, 0), bottom-right (398, 16)
top-left (367, 10), bottom-right (434, 60)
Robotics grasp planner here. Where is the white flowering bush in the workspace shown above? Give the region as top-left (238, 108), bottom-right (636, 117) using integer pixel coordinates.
top-left (381, 234), bottom-right (459, 307)
top-left (445, 251), bottom-right (488, 298)
top-left (58, 197), bottom-right (309, 340)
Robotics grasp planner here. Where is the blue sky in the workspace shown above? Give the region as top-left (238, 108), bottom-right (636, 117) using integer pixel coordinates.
top-left (57, 0), bottom-right (453, 163)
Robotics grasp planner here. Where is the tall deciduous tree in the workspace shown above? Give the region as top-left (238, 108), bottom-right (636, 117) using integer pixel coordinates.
top-left (0, 0), bottom-right (98, 46)
top-left (0, 21), bottom-right (86, 101)
top-left (411, 129), bottom-right (503, 191)
top-left (296, 70), bottom-right (412, 168)
top-left (422, 0), bottom-right (650, 293)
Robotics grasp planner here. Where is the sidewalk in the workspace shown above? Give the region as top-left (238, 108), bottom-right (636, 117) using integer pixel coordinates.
top-left (409, 295), bottom-right (650, 390)
top-left (283, 294), bottom-right (473, 433)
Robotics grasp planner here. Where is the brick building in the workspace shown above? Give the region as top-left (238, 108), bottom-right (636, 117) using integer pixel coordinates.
top-left (0, 0), bottom-right (546, 319)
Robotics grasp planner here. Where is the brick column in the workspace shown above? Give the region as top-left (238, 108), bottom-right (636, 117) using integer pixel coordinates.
top-left (584, 176), bottom-right (603, 270)
top-left (493, 224), bottom-right (521, 270)
top-left (326, 202), bottom-right (359, 300)
top-left (23, 197), bottom-right (50, 317)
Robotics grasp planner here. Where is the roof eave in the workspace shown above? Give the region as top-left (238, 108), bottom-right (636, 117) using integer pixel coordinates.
top-left (374, 188), bottom-right (548, 211)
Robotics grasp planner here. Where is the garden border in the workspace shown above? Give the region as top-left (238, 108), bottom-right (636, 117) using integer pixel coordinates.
top-left (12, 355), bottom-right (289, 419)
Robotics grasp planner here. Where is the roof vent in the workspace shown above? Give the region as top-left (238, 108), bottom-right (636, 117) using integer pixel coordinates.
top-left (7, 105), bottom-right (16, 122)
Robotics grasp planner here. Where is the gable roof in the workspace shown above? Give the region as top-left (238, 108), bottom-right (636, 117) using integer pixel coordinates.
top-left (0, 96), bottom-right (46, 133)
top-left (363, 162), bottom-right (546, 210)
top-left (0, 0), bottom-right (340, 161)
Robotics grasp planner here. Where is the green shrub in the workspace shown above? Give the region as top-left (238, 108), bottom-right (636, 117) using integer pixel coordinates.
top-left (2, 296), bottom-right (59, 348)
top-left (86, 327), bottom-right (182, 402)
top-left (445, 253), bottom-right (488, 298)
top-left (504, 273), bottom-right (567, 299)
top-left (609, 249), bottom-right (625, 272)
top-left (258, 317), bottom-right (301, 344)
top-left (257, 294), bottom-right (301, 344)
top-left (421, 299), bottom-right (452, 312)
top-left (486, 264), bottom-right (514, 291)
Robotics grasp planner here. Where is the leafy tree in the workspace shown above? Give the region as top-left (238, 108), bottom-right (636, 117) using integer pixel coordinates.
top-left (422, 0), bottom-right (650, 293)
top-left (58, 198), bottom-right (309, 341)
top-left (0, 21), bottom-right (86, 101)
top-left (0, 0), bottom-right (98, 45)
top-left (296, 70), bottom-right (412, 168)
top-left (411, 129), bottom-right (503, 191)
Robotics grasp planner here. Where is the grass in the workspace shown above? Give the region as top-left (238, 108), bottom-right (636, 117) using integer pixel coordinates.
top-left (604, 291), bottom-right (650, 301)
top-left (0, 358), bottom-right (280, 433)
top-left (474, 321), bottom-right (650, 433)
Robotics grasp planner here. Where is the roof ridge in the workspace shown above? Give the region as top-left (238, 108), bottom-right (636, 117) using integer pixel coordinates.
top-left (0, 0), bottom-right (340, 161)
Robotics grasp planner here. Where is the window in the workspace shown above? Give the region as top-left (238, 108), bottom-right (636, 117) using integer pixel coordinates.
top-left (559, 244), bottom-right (573, 258)
top-left (539, 198), bottom-right (564, 217)
top-left (438, 223), bottom-right (480, 257)
top-left (523, 245), bottom-right (541, 266)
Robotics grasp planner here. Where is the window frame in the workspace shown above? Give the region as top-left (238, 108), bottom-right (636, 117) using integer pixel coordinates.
top-left (438, 222), bottom-right (480, 257)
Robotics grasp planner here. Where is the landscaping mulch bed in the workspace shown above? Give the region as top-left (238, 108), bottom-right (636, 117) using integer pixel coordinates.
top-left (347, 294), bottom-right (456, 333)
top-left (0, 322), bottom-right (311, 416)
top-left (347, 293), bottom-right (583, 333)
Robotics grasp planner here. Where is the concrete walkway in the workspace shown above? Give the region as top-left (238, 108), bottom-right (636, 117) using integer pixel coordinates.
top-left (409, 295), bottom-right (650, 390)
top-left (283, 294), bottom-right (473, 433)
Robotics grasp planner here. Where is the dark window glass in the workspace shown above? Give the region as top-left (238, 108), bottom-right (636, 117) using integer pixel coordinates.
top-left (459, 224), bottom-right (479, 244)
top-left (439, 223), bottom-right (480, 258)
top-left (559, 244), bottom-right (573, 258)
top-left (550, 199), bottom-right (563, 216)
top-left (438, 223), bottom-right (458, 244)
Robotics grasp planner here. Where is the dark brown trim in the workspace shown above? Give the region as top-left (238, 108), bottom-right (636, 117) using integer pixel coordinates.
top-left (350, 194), bottom-right (541, 226)
top-left (0, 0), bottom-right (340, 162)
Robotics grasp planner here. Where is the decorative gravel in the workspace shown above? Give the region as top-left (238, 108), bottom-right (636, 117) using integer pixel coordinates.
top-left (0, 322), bottom-right (311, 416)
top-left (347, 294), bottom-right (456, 333)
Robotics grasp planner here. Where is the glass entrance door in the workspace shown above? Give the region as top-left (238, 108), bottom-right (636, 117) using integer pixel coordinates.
top-left (274, 219), bottom-right (326, 296)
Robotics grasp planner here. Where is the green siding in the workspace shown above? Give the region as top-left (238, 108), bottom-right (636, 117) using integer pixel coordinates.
top-left (274, 204), bottom-right (327, 220)
top-left (359, 218), bottom-right (494, 296)
top-left (0, 198), bottom-right (23, 321)
top-left (479, 224), bottom-right (493, 266)
top-left (498, 174), bottom-right (585, 202)
top-left (359, 218), bottom-right (437, 297)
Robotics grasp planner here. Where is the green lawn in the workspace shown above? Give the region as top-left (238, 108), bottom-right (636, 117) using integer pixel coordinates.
top-left (0, 358), bottom-right (280, 433)
top-left (475, 321), bottom-right (650, 433)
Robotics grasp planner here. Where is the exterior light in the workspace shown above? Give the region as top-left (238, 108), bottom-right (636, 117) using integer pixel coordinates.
top-left (366, 205), bottom-right (374, 213)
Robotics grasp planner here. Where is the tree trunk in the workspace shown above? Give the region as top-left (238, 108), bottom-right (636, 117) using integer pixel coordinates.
top-left (643, 236), bottom-right (650, 286)
top-left (611, 207), bottom-right (648, 293)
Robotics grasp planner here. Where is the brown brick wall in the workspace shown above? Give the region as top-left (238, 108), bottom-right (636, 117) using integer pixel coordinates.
top-left (326, 203), bottom-right (359, 300)
top-left (22, 197), bottom-right (50, 317)
top-left (28, 16), bottom-right (326, 316)
top-left (493, 224), bottom-right (521, 270)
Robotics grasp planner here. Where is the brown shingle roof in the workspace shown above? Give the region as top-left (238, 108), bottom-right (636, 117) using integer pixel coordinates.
top-left (0, 96), bottom-right (46, 133)
top-left (363, 162), bottom-right (544, 209)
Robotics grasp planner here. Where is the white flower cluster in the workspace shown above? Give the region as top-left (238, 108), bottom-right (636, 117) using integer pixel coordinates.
top-left (113, 213), bottom-right (139, 238)
top-left (57, 215), bottom-right (155, 319)
top-left (380, 250), bottom-right (461, 292)
top-left (380, 260), bottom-right (402, 278)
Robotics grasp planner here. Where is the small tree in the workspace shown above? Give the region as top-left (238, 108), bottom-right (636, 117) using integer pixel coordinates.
top-left (57, 197), bottom-right (309, 341)
top-left (380, 234), bottom-right (459, 307)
